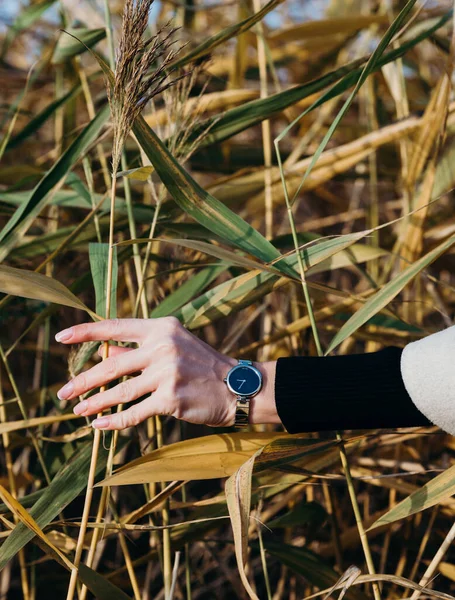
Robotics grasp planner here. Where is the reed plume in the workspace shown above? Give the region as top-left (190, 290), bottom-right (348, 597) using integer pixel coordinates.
top-left (108, 0), bottom-right (182, 174)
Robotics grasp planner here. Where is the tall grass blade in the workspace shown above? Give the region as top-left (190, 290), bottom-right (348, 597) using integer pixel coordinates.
top-left (369, 462), bottom-right (455, 530)
top-left (0, 105), bottom-right (110, 261)
top-left (52, 28), bottom-right (106, 64)
top-left (0, 265), bottom-right (96, 317)
top-left (0, 437), bottom-right (127, 569)
top-left (132, 115), bottom-right (298, 279)
top-left (0, 484), bottom-right (74, 570)
top-left (265, 542), bottom-right (369, 600)
top-left (89, 243), bottom-right (118, 318)
top-left (325, 234), bottom-right (455, 354)
top-left (150, 264), bottom-right (227, 318)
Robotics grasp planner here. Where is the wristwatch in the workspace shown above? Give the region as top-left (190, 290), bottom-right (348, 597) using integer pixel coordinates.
top-left (224, 359), bottom-right (263, 428)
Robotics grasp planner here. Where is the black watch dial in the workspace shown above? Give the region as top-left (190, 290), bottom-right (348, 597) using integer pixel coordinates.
top-left (227, 366), bottom-right (261, 396)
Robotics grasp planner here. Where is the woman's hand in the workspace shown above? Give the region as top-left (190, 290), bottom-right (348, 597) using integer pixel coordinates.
top-left (55, 317), bottom-right (278, 430)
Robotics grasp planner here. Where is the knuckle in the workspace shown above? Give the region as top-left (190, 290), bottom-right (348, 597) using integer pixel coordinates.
top-left (163, 340), bottom-right (179, 359)
top-left (88, 394), bottom-right (101, 412)
top-left (166, 369), bottom-right (181, 396)
top-left (158, 388), bottom-right (179, 418)
top-left (109, 318), bottom-right (122, 336)
top-left (168, 373), bottom-right (182, 408)
top-left (118, 379), bottom-right (133, 403)
top-left (160, 316), bottom-right (181, 332)
top-left (75, 372), bottom-right (87, 394)
top-left (77, 323), bottom-right (90, 339)
top-left (116, 412), bottom-right (128, 430)
top-left (105, 356), bottom-right (119, 380)
top-left (171, 400), bottom-right (182, 420)
top-left (128, 405), bottom-right (142, 427)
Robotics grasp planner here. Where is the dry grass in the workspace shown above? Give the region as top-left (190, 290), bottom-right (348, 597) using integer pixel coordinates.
top-left (1, 1), bottom-right (455, 599)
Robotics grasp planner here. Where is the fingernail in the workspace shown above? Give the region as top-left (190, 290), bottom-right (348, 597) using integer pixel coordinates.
top-left (55, 328), bottom-right (73, 342)
top-left (73, 400), bottom-right (88, 415)
top-left (92, 416), bottom-right (110, 429)
top-left (57, 381), bottom-right (74, 400)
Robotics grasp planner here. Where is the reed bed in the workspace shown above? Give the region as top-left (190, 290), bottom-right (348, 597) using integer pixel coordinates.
top-left (1, 0), bottom-right (455, 598)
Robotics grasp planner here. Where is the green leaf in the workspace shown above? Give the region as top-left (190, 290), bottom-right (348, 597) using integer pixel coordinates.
top-left (132, 115), bottom-right (298, 280)
top-left (150, 264), bottom-right (227, 318)
top-left (0, 104), bottom-right (110, 262)
top-left (369, 462), bottom-right (455, 530)
top-left (265, 541), bottom-right (369, 600)
top-left (0, 437), bottom-right (127, 570)
top-left (118, 238), bottom-right (282, 276)
top-left (325, 234), bottom-right (455, 354)
top-left (78, 565), bottom-right (133, 600)
top-left (89, 243), bottom-right (118, 318)
top-left (52, 27), bottom-right (106, 64)
top-left (267, 502), bottom-right (327, 529)
top-left (5, 83), bottom-right (83, 151)
top-left (179, 237), bottom-right (387, 328)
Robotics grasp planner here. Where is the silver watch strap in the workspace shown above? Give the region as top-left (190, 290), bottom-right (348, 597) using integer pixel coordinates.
top-left (234, 359), bottom-right (253, 427)
top-left (234, 396), bottom-right (250, 428)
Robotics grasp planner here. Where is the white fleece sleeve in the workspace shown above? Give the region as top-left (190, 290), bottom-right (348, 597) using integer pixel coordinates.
top-left (400, 325), bottom-right (455, 435)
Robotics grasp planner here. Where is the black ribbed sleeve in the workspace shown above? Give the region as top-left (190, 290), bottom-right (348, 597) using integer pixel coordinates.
top-left (274, 346), bottom-right (431, 433)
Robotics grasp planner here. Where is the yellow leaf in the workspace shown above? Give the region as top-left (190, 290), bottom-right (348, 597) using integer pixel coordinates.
top-left (97, 432), bottom-right (290, 486)
top-left (0, 413), bottom-right (79, 436)
top-left (144, 89), bottom-right (260, 128)
top-left (0, 484), bottom-right (74, 570)
top-left (0, 265), bottom-right (96, 317)
top-left (439, 562), bottom-right (455, 582)
top-left (268, 14), bottom-right (390, 43)
top-left (226, 451), bottom-right (262, 600)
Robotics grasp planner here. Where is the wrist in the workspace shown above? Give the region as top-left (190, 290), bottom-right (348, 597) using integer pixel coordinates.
top-left (249, 361), bottom-right (280, 425)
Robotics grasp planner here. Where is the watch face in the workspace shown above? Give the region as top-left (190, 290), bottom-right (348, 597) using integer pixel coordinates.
top-left (227, 366), bottom-right (261, 396)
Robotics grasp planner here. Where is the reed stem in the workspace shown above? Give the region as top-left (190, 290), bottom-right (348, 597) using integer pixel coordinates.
top-left (65, 175), bottom-right (118, 600)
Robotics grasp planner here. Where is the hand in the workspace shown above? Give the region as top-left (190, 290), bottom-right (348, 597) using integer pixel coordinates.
top-left (55, 317), bottom-right (278, 430)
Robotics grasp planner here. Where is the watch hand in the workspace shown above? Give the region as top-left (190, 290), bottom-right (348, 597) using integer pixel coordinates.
top-left (237, 379), bottom-right (246, 389)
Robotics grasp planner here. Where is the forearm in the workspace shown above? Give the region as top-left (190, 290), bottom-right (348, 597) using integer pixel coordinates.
top-left (249, 361), bottom-right (281, 425)
top-left (250, 348), bottom-right (432, 432)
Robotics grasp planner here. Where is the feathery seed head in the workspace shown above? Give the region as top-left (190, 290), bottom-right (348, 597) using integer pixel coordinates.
top-left (108, 0), bottom-right (183, 172)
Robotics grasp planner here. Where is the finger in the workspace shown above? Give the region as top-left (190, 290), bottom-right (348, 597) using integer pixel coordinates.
top-left (57, 349), bottom-right (147, 400)
top-left (97, 345), bottom-right (134, 358)
top-left (91, 400), bottom-right (153, 430)
top-left (73, 374), bottom-right (155, 417)
top-left (55, 319), bottom-right (150, 345)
